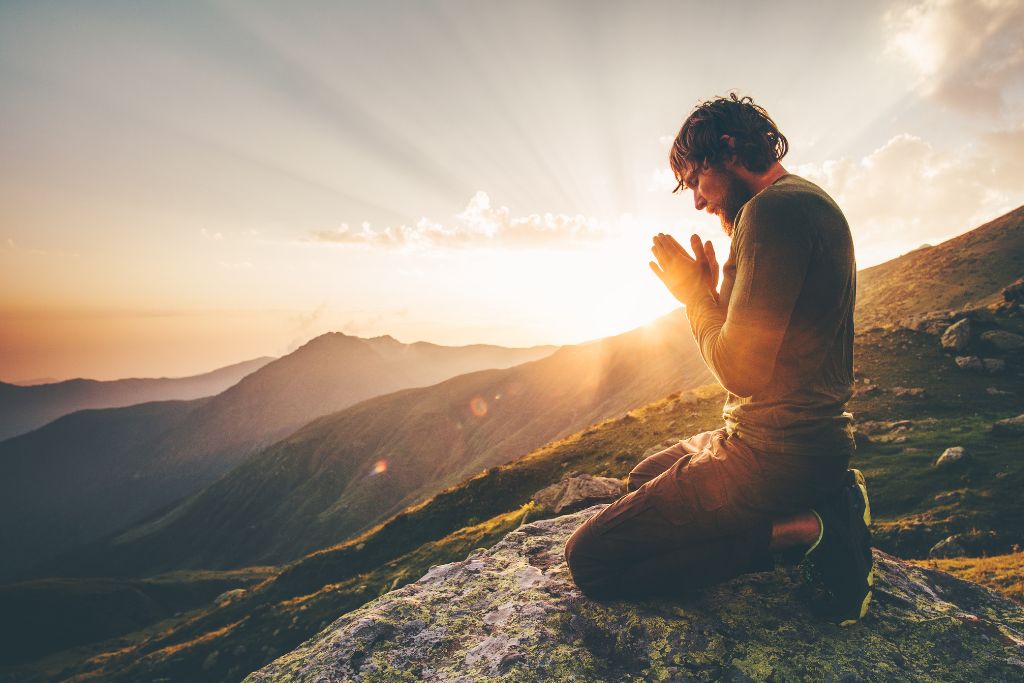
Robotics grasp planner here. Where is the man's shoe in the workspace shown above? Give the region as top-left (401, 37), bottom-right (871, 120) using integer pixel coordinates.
top-left (803, 469), bottom-right (874, 626)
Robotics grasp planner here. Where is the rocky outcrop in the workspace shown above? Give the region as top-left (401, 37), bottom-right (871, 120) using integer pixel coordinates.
top-left (993, 414), bottom-right (1024, 436)
top-left (246, 506), bottom-right (1024, 683)
top-left (940, 317), bottom-right (972, 352)
top-left (532, 474), bottom-right (625, 516)
top-left (935, 446), bottom-right (967, 468)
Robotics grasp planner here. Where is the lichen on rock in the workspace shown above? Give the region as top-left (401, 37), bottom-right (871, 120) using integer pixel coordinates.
top-left (245, 506), bottom-right (1024, 682)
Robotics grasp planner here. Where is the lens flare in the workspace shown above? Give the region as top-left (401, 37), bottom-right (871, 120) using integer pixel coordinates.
top-left (369, 459), bottom-right (388, 476)
top-left (469, 396), bottom-right (488, 417)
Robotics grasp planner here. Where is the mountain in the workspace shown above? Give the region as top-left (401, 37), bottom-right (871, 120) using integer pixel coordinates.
top-left (7, 294), bottom-right (1023, 681)
top-left (0, 356), bottom-right (276, 442)
top-left (856, 204), bottom-right (1024, 327)
top-left (0, 334), bottom-right (556, 579)
top-left (47, 309), bottom-right (714, 578)
top-left (244, 511), bottom-right (1024, 683)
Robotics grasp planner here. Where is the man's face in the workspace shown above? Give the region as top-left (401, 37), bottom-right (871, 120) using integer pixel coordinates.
top-left (679, 161), bottom-right (752, 237)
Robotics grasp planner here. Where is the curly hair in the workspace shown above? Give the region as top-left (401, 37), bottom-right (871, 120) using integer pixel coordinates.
top-left (669, 93), bottom-right (788, 192)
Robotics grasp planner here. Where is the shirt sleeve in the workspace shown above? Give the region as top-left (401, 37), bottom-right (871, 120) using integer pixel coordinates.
top-left (683, 195), bottom-right (814, 398)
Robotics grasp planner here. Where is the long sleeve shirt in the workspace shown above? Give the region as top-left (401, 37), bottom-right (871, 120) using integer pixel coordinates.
top-left (684, 173), bottom-right (857, 458)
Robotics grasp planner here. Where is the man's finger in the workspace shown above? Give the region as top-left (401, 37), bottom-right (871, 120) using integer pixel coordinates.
top-left (648, 261), bottom-right (667, 283)
top-left (661, 234), bottom-right (694, 262)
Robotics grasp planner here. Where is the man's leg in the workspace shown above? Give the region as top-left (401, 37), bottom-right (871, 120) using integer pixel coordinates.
top-left (564, 430), bottom-right (775, 600)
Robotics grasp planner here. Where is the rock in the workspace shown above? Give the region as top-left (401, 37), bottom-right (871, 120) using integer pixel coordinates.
top-left (214, 588), bottom-right (246, 605)
top-left (929, 531), bottom-right (1005, 559)
top-left (954, 355), bottom-right (983, 371)
top-left (940, 318), bottom-right (971, 352)
top-left (246, 507), bottom-right (1024, 683)
top-left (933, 491), bottom-right (962, 505)
top-left (993, 414), bottom-right (1024, 436)
top-left (982, 358), bottom-right (1007, 374)
top-left (982, 330), bottom-right (1024, 351)
top-left (891, 386), bottom-right (926, 398)
top-left (532, 474), bottom-right (625, 516)
top-left (935, 446), bottom-right (967, 468)
top-left (1003, 276), bottom-right (1024, 303)
top-left (852, 382), bottom-right (880, 397)
top-left (928, 535), bottom-right (967, 559)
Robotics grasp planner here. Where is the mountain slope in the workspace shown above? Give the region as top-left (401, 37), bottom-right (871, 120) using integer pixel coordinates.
top-left (856, 204), bottom-right (1024, 326)
top-left (19, 300), bottom-right (1024, 682)
top-left (0, 335), bottom-right (555, 579)
top-left (0, 356), bottom-right (275, 442)
top-left (50, 310), bottom-right (713, 577)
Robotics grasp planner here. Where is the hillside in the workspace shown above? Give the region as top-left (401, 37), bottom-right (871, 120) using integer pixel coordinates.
top-left (856, 204), bottom-right (1024, 327)
top-left (0, 334), bottom-right (555, 579)
top-left (0, 356), bottom-right (275, 442)
top-left (12, 296), bottom-right (1023, 682)
top-left (46, 310), bottom-right (713, 577)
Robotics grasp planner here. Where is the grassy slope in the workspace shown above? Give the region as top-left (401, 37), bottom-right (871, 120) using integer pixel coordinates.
top-left (0, 567), bottom-right (275, 668)
top-left (911, 552), bottom-right (1024, 603)
top-left (16, 303), bottom-right (1023, 683)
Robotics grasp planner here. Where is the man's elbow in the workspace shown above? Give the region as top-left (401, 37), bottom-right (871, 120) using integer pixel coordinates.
top-left (718, 372), bottom-right (768, 399)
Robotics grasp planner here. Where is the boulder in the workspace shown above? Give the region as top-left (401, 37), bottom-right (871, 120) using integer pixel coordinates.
top-left (246, 507), bottom-right (1024, 683)
top-left (981, 330), bottom-right (1024, 351)
top-left (1003, 276), bottom-right (1024, 303)
top-left (982, 358), bottom-right (1007, 374)
top-left (940, 318), bottom-right (971, 352)
top-left (993, 414), bottom-right (1024, 437)
top-left (954, 355), bottom-right (983, 371)
top-left (928, 531), bottom-right (1005, 559)
top-left (532, 474), bottom-right (625, 516)
top-left (935, 446), bottom-right (967, 468)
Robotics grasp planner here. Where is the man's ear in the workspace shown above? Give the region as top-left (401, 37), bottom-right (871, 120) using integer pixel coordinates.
top-left (719, 134), bottom-right (739, 169)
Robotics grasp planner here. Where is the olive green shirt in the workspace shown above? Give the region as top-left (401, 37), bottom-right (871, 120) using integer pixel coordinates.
top-left (684, 173), bottom-right (857, 457)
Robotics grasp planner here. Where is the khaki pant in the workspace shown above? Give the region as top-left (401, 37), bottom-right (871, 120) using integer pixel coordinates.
top-left (563, 428), bottom-right (849, 600)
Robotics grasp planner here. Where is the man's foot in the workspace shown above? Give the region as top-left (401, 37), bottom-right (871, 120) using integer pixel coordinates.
top-left (803, 468), bottom-right (873, 626)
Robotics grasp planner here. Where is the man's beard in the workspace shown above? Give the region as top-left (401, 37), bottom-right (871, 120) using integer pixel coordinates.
top-left (715, 172), bottom-right (754, 237)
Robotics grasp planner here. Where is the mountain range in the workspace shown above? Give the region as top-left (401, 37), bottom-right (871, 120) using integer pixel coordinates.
top-left (0, 336), bottom-right (554, 579)
top-left (0, 356), bottom-right (276, 442)
top-left (42, 310), bottom-right (713, 577)
top-left (0, 204), bottom-right (1021, 682)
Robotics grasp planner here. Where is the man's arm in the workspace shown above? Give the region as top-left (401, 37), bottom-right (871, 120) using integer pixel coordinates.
top-left (684, 198), bottom-right (813, 398)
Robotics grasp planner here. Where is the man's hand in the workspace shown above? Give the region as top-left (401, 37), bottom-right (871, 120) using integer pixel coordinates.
top-left (649, 233), bottom-right (719, 305)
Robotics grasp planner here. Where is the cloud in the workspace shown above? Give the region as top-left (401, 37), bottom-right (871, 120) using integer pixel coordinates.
top-left (885, 0), bottom-right (1024, 114)
top-left (795, 129), bottom-right (1024, 266)
top-left (200, 228), bottom-right (224, 241)
top-left (310, 191), bottom-right (613, 250)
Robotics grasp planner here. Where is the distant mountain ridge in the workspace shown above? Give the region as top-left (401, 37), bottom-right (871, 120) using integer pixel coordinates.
top-left (0, 357), bottom-right (276, 442)
top-left (0, 334), bottom-right (555, 579)
top-left (47, 309), bottom-right (714, 577)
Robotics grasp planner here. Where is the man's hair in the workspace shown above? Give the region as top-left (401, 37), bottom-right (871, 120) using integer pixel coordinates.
top-left (669, 93), bottom-right (788, 192)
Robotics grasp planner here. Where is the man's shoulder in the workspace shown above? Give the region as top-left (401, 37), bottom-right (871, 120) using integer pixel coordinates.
top-left (738, 174), bottom-right (847, 235)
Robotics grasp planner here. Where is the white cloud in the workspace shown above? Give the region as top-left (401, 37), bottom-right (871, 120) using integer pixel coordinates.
top-left (795, 129), bottom-right (1024, 266)
top-left (310, 191), bottom-right (614, 249)
top-left (200, 228), bottom-right (224, 241)
top-left (885, 0), bottom-right (1024, 114)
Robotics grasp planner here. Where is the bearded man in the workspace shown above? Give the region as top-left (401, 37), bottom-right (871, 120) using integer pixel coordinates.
top-left (564, 94), bottom-right (873, 625)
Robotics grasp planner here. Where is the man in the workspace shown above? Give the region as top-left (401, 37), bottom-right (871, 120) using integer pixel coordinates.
top-left (564, 94), bottom-right (873, 626)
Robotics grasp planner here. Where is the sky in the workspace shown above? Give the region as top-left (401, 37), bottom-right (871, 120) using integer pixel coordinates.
top-left (2, 0), bottom-right (1022, 383)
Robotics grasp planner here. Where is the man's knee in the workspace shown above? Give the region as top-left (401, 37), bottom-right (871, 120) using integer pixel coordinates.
top-left (564, 521), bottom-right (615, 600)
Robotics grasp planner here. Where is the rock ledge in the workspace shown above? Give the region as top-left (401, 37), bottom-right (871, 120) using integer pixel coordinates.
top-left (246, 506), bottom-right (1024, 682)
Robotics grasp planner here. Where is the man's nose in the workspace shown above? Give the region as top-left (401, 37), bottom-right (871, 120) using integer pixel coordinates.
top-left (693, 192), bottom-right (707, 211)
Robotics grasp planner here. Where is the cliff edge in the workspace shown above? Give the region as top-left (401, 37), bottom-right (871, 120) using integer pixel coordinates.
top-left (246, 505), bottom-right (1024, 682)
